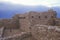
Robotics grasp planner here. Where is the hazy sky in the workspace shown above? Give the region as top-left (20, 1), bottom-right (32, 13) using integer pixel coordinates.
top-left (0, 0), bottom-right (60, 7)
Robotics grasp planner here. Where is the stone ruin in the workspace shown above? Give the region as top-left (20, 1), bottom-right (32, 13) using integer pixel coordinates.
top-left (0, 9), bottom-right (60, 40)
top-left (31, 25), bottom-right (60, 40)
top-left (0, 27), bottom-right (34, 40)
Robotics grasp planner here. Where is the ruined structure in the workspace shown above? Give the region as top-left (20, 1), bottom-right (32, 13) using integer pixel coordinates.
top-left (0, 9), bottom-right (60, 40)
top-left (31, 25), bottom-right (60, 40)
top-left (14, 9), bottom-right (57, 32)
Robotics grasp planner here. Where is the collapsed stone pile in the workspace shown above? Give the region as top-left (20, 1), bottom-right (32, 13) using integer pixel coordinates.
top-left (0, 32), bottom-right (32, 40)
top-left (31, 25), bottom-right (60, 40)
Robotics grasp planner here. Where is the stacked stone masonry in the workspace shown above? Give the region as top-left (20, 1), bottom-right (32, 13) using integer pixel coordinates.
top-left (31, 25), bottom-right (60, 40)
top-left (0, 9), bottom-right (60, 40)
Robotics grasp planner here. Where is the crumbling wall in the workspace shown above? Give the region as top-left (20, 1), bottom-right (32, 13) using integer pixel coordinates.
top-left (19, 13), bottom-right (31, 32)
top-left (31, 25), bottom-right (60, 40)
top-left (1, 32), bottom-right (32, 40)
top-left (19, 10), bottom-right (57, 32)
top-left (0, 18), bottom-right (19, 29)
top-left (0, 27), bottom-right (4, 37)
top-left (29, 10), bottom-right (57, 26)
top-left (55, 18), bottom-right (60, 26)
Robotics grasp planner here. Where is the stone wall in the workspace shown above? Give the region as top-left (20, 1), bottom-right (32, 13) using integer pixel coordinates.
top-left (18, 10), bottom-right (57, 32)
top-left (55, 18), bottom-right (60, 26)
top-left (19, 13), bottom-right (31, 32)
top-left (0, 18), bottom-right (19, 29)
top-left (28, 11), bottom-right (56, 25)
top-left (31, 25), bottom-right (60, 40)
top-left (0, 32), bottom-right (32, 40)
top-left (0, 27), bottom-right (4, 37)
top-left (0, 9), bottom-right (58, 32)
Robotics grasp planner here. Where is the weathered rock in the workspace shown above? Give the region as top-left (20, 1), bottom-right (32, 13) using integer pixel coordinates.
top-left (31, 25), bottom-right (60, 40)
